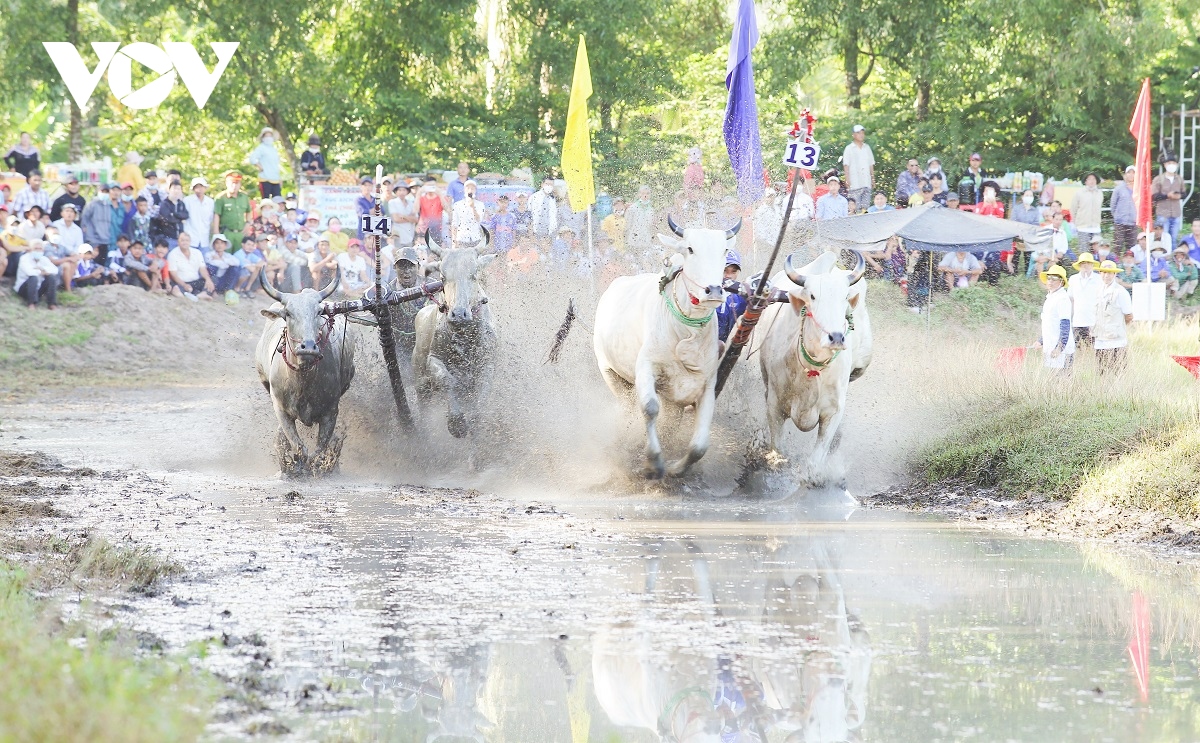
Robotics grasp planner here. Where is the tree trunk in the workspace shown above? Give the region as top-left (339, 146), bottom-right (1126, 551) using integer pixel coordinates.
top-left (256, 103), bottom-right (298, 186)
top-left (915, 80), bottom-right (931, 122)
top-left (66, 0), bottom-right (83, 161)
top-left (1023, 107), bottom-right (1039, 156)
top-left (842, 28), bottom-right (861, 110)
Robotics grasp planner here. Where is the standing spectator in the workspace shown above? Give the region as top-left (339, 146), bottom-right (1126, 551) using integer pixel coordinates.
top-left (527, 178), bottom-right (558, 247)
top-left (1011, 189), bottom-right (1041, 225)
top-left (14, 239), bottom-right (58, 308)
top-left (49, 175), bottom-right (85, 222)
top-left (973, 184), bottom-right (1005, 218)
top-left (300, 135), bottom-right (327, 176)
top-left (129, 197), bottom-right (152, 246)
top-left (1029, 211), bottom-right (1074, 277)
top-left (150, 181), bottom-right (188, 248)
top-left (1070, 174), bottom-right (1103, 255)
top-left (451, 180), bottom-right (485, 245)
top-left (1167, 246), bottom-right (1198, 298)
top-left (867, 192), bottom-right (894, 213)
top-left (958, 152), bottom-right (987, 205)
top-left (3, 133), bottom-right (40, 177)
top-left (624, 185), bottom-right (655, 260)
top-left (907, 250), bottom-right (934, 313)
top-left (513, 191), bottom-right (533, 240)
top-left (213, 171), bottom-right (252, 245)
top-left (355, 177), bottom-right (376, 240)
top-left (183, 176), bottom-right (214, 250)
top-left (484, 195), bottom-right (517, 254)
top-left (895, 159), bottom-right (922, 207)
top-left (446, 161), bottom-right (471, 203)
top-left (81, 183), bottom-right (113, 253)
top-left (139, 170), bottom-right (164, 214)
top-left (815, 175), bottom-right (849, 220)
top-left (205, 234), bottom-right (242, 295)
top-left (166, 232), bottom-right (214, 299)
top-left (11, 170), bottom-right (51, 218)
top-left (1035, 265), bottom-right (1075, 373)
top-left (388, 183), bottom-right (418, 247)
top-left (1110, 166), bottom-right (1138, 255)
top-left (684, 147), bottom-right (704, 191)
top-left (1093, 260), bottom-right (1133, 374)
top-left (417, 177), bottom-right (446, 242)
top-left (841, 125), bottom-right (875, 208)
top-left (600, 198), bottom-right (626, 253)
top-left (938, 250), bottom-right (983, 289)
top-left (1067, 253), bottom-right (1102, 347)
top-left (248, 128), bottom-right (283, 199)
top-left (1152, 155), bottom-right (1185, 248)
top-left (51, 203), bottom-right (83, 254)
top-left (337, 239), bottom-right (371, 294)
top-left (115, 152), bottom-right (146, 193)
top-left (321, 217), bottom-right (349, 254)
top-left (1181, 218), bottom-right (1200, 264)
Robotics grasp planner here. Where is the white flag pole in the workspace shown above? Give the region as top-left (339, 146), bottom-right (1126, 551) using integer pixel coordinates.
top-left (587, 204), bottom-right (596, 294)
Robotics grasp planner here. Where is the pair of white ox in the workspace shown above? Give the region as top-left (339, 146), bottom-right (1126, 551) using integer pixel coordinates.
top-left (594, 220), bottom-right (871, 479)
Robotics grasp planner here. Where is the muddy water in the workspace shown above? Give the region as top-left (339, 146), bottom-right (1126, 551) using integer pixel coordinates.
top-left (2, 391), bottom-right (1199, 742)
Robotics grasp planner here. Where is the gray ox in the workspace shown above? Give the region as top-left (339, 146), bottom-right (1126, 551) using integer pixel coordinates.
top-left (412, 230), bottom-right (497, 439)
top-left (757, 251), bottom-right (871, 476)
top-left (255, 269), bottom-right (355, 475)
top-left (594, 216), bottom-right (739, 478)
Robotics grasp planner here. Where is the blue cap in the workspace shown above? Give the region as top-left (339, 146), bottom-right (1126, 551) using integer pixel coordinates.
top-left (725, 249), bottom-right (742, 268)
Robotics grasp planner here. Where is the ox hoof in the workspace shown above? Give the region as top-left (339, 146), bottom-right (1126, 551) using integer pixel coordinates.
top-left (643, 457), bottom-right (666, 480)
top-left (447, 413), bottom-right (468, 439)
top-left (666, 456), bottom-right (698, 478)
top-left (309, 436), bottom-right (344, 477)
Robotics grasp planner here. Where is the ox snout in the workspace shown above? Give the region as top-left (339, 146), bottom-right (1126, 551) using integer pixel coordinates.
top-left (826, 331), bottom-right (846, 350)
top-left (448, 306), bottom-right (472, 324)
top-left (702, 284), bottom-right (723, 301)
top-left (294, 338), bottom-right (322, 356)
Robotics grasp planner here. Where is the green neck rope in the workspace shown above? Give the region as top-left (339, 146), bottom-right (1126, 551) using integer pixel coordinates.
top-left (798, 306), bottom-right (852, 369)
top-left (662, 282), bottom-right (714, 328)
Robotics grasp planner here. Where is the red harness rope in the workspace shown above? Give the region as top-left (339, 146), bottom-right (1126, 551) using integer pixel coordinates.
top-left (277, 314), bottom-right (336, 372)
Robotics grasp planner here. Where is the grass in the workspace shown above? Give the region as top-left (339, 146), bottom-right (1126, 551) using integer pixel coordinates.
top-left (867, 273), bottom-right (1044, 341)
top-left (913, 313), bottom-right (1200, 519)
top-left (0, 563), bottom-right (210, 742)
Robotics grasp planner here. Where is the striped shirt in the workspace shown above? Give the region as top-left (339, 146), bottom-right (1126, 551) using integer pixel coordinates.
top-left (10, 186), bottom-right (51, 217)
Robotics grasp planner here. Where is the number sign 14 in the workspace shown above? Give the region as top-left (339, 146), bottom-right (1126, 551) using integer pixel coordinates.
top-left (359, 214), bottom-right (392, 236)
top-left (783, 141), bottom-right (820, 169)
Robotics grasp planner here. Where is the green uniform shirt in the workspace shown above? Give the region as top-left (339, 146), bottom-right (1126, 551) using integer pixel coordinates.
top-left (214, 191), bottom-right (251, 238)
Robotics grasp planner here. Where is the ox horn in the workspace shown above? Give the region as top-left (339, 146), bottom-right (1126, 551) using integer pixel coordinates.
top-left (784, 253), bottom-right (806, 287)
top-left (725, 218), bottom-right (742, 240)
top-left (846, 250), bottom-right (866, 285)
top-left (318, 267), bottom-right (340, 300)
top-left (425, 229), bottom-right (444, 258)
top-left (667, 214), bottom-right (686, 238)
top-left (475, 225), bottom-right (492, 253)
top-left (260, 269), bottom-right (283, 301)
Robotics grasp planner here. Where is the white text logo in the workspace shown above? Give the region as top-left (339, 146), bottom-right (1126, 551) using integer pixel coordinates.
top-left (43, 41), bottom-right (239, 110)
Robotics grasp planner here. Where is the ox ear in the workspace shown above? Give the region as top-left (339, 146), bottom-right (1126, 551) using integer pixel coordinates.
top-left (787, 289), bottom-right (808, 315)
top-left (424, 261), bottom-right (441, 276)
top-left (260, 302), bottom-right (286, 320)
top-left (476, 253), bottom-right (497, 269)
top-left (657, 233), bottom-right (683, 251)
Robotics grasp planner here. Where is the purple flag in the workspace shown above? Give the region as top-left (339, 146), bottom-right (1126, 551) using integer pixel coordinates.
top-left (724, 0), bottom-right (764, 205)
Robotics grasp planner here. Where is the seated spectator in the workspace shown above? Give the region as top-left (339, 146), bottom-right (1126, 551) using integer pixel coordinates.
top-left (14, 239), bottom-right (59, 309)
top-left (973, 185), bottom-right (1005, 218)
top-left (235, 236), bottom-right (265, 296)
top-left (1028, 212), bottom-right (1074, 277)
top-left (865, 235), bottom-right (905, 281)
top-left (867, 192), bottom-right (894, 213)
top-left (123, 240), bottom-right (159, 291)
top-left (929, 173), bottom-right (948, 205)
top-left (41, 229), bottom-right (79, 291)
top-left (1148, 245), bottom-right (1171, 283)
top-left (278, 234), bottom-right (311, 292)
top-left (908, 179), bottom-right (932, 207)
top-left (815, 176), bottom-right (849, 219)
top-left (52, 202), bottom-right (84, 253)
top-left (938, 249), bottom-right (983, 290)
top-left (73, 244), bottom-right (105, 287)
top-left (18, 205), bottom-right (46, 244)
top-left (1168, 246), bottom-right (1198, 298)
top-left (907, 250), bottom-right (933, 313)
top-left (149, 239), bottom-right (171, 289)
top-left (337, 239), bottom-right (371, 295)
top-left (321, 217), bottom-right (349, 254)
top-left (308, 238), bottom-right (337, 290)
top-left (1117, 251), bottom-right (1144, 289)
top-left (166, 232), bottom-right (215, 300)
top-left (945, 192), bottom-right (963, 210)
top-left (205, 234), bottom-right (242, 295)
top-left (104, 235), bottom-right (132, 284)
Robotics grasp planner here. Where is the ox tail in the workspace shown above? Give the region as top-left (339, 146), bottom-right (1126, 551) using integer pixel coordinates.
top-left (545, 299), bottom-right (577, 365)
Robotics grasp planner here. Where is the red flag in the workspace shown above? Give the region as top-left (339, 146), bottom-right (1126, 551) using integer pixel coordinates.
top-left (1130, 79), bottom-right (1153, 228)
top-left (995, 347), bottom-right (1027, 376)
top-left (1171, 355), bottom-right (1200, 379)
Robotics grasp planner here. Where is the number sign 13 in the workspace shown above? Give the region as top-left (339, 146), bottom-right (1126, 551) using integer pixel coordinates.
top-left (783, 141), bottom-right (820, 169)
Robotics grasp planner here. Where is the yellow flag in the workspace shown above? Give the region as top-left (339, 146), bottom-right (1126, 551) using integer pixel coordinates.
top-left (561, 35), bottom-right (594, 212)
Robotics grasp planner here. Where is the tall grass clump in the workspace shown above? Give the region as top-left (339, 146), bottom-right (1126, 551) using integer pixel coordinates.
top-left (0, 564), bottom-right (210, 742)
top-left (914, 316), bottom-right (1200, 505)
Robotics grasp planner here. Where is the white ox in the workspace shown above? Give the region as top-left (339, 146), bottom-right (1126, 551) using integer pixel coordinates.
top-left (594, 216), bottom-right (740, 478)
top-left (756, 251), bottom-right (871, 474)
top-left (255, 269), bottom-right (354, 476)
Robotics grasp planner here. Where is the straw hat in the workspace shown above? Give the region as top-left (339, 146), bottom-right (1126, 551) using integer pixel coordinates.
top-left (1040, 265), bottom-right (1069, 285)
top-left (1097, 260), bottom-right (1121, 273)
top-left (1072, 252), bottom-right (1097, 269)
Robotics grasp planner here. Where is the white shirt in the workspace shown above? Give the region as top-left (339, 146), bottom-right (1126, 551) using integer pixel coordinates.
top-left (841, 142), bottom-right (875, 190)
top-left (451, 197), bottom-right (485, 245)
top-left (1050, 227), bottom-right (1069, 256)
top-left (182, 193), bottom-right (215, 248)
top-left (787, 191), bottom-right (816, 222)
top-left (167, 246), bottom-right (206, 283)
top-left (205, 250), bottom-right (241, 277)
top-left (1093, 281), bottom-right (1133, 350)
top-left (388, 195), bottom-right (417, 246)
top-left (1066, 271), bottom-right (1103, 327)
top-left (15, 251), bottom-right (57, 288)
top-left (1040, 288), bottom-right (1076, 368)
top-left (527, 190), bottom-right (557, 236)
top-left (753, 202), bottom-right (781, 243)
top-left (337, 253), bottom-right (369, 284)
top-left (51, 219), bottom-right (83, 252)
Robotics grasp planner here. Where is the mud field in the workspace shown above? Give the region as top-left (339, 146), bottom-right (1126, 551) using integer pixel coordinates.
top-left (3, 281), bottom-right (1200, 741)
